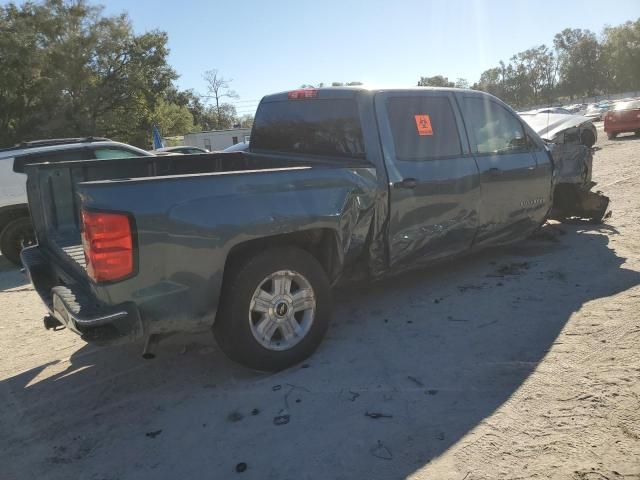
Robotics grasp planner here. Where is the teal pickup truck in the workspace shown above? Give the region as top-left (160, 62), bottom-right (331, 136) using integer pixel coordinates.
top-left (21, 87), bottom-right (606, 371)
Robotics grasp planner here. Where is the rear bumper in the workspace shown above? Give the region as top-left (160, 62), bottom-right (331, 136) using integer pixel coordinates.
top-left (21, 246), bottom-right (143, 345)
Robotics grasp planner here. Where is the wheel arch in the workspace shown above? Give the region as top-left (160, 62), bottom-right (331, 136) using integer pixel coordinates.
top-left (223, 228), bottom-right (342, 286)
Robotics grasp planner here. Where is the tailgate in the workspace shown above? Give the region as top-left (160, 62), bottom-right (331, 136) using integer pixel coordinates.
top-left (24, 157), bottom-right (156, 272)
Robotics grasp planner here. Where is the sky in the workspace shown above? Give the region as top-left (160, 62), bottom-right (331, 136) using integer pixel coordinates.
top-left (25, 0), bottom-right (640, 116)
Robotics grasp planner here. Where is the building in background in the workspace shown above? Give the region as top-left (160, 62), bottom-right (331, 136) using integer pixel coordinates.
top-left (183, 128), bottom-right (251, 152)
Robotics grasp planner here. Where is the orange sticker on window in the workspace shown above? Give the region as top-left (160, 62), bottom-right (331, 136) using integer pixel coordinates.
top-left (414, 114), bottom-right (433, 136)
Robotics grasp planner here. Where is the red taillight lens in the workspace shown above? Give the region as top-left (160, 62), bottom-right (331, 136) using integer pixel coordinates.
top-left (81, 210), bottom-right (133, 282)
top-left (288, 89), bottom-right (318, 100)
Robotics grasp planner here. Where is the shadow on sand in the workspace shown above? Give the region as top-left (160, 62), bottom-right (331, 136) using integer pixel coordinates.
top-left (1, 223), bottom-right (639, 479)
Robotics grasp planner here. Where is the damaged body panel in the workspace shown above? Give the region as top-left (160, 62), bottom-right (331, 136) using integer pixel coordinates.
top-left (21, 87), bottom-right (608, 368)
top-left (520, 112), bottom-right (609, 222)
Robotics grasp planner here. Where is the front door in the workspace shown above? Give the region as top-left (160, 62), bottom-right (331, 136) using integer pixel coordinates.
top-left (460, 95), bottom-right (548, 245)
top-left (375, 91), bottom-right (482, 268)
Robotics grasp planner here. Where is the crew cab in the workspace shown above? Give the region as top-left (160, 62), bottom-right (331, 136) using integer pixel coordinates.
top-left (21, 87), bottom-right (604, 371)
top-left (0, 138), bottom-right (151, 265)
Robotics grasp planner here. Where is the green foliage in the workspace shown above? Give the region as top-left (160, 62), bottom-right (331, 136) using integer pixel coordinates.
top-left (0, 0), bottom-right (197, 148)
top-left (152, 100), bottom-right (194, 137)
top-left (425, 19), bottom-right (639, 109)
top-left (417, 75), bottom-right (455, 87)
top-left (601, 19), bottom-right (640, 92)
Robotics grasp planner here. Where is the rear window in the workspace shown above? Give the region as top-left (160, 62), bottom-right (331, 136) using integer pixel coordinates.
top-left (386, 96), bottom-right (462, 160)
top-left (251, 99), bottom-right (365, 158)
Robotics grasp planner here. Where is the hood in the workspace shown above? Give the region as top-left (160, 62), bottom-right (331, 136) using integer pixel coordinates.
top-left (519, 113), bottom-right (592, 141)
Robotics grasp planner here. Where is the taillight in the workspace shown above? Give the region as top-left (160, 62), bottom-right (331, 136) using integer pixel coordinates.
top-left (288, 89), bottom-right (318, 100)
top-left (81, 210), bottom-right (133, 282)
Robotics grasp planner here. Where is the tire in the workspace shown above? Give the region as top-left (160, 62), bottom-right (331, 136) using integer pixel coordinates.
top-left (214, 246), bottom-right (332, 371)
top-left (0, 217), bottom-right (35, 266)
top-left (580, 129), bottom-right (596, 148)
top-left (607, 132), bottom-right (617, 140)
top-left (635, 130), bottom-right (640, 137)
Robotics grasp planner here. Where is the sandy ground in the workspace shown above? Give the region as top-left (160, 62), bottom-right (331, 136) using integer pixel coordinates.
top-left (1, 127), bottom-right (639, 480)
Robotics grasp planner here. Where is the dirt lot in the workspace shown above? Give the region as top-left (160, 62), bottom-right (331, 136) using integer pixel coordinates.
top-left (1, 127), bottom-right (639, 480)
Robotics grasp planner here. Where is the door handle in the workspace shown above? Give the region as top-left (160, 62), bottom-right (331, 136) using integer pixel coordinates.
top-left (394, 178), bottom-right (418, 189)
top-left (487, 167), bottom-right (502, 176)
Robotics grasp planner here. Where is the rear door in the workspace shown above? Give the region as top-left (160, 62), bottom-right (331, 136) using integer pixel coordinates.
top-left (375, 91), bottom-right (481, 267)
top-left (461, 95), bottom-right (547, 245)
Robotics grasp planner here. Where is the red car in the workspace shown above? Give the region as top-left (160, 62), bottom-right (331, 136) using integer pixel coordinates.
top-left (604, 100), bottom-right (640, 139)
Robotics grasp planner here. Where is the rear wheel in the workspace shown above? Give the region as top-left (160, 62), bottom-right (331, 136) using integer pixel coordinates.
top-left (635, 130), bottom-right (640, 137)
top-left (607, 132), bottom-right (617, 140)
top-left (213, 247), bottom-right (331, 371)
top-left (0, 217), bottom-right (35, 266)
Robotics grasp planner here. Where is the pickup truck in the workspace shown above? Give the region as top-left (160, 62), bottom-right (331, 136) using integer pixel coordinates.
top-left (21, 87), bottom-right (605, 371)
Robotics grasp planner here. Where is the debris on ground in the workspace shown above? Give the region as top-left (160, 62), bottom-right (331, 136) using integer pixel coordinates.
top-left (458, 284), bottom-right (485, 292)
top-left (235, 462), bottom-right (247, 473)
top-left (407, 375), bottom-right (424, 387)
top-left (272, 385), bottom-right (282, 391)
top-left (447, 316), bottom-right (469, 322)
top-left (340, 390), bottom-right (360, 402)
top-left (488, 262), bottom-right (530, 277)
top-left (273, 410), bottom-right (290, 426)
top-left (426, 390), bottom-right (439, 396)
top-left (145, 430), bottom-right (162, 438)
top-left (251, 408), bottom-right (260, 416)
top-left (227, 411), bottom-right (243, 423)
top-left (370, 440), bottom-right (393, 460)
top-left (365, 411), bottom-right (393, 419)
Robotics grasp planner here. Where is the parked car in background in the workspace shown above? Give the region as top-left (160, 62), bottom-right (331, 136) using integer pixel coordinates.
top-left (604, 100), bottom-right (640, 139)
top-left (584, 103), bottom-right (612, 121)
top-left (222, 142), bottom-right (250, 153)
top-left (151, 146), bottom-right (209, 155)
top-left (564, 104), bottom-right (587, 115)
top-left (519, 112), bottom-right (597, 147)
top-left (0, 137), bottom-right (152, 265)
top-left (534, 107), bottom-right (573, 115)
top-left (21, 87), bottom-right (607, 371)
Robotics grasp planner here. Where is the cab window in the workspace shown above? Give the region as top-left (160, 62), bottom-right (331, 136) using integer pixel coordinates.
top-left (463, 97), bottom-right (529, 154)
top-left (386, 96), bottom-right (462, 160)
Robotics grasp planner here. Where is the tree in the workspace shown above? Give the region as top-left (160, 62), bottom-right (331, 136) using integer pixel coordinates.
top-left (203, 69), bottom-right (239, 127)
top-left (417, 75), bottom-right (455, 87)
top-left (454, 78), bottom-right (470, 89)
top-left (152, 100), bottom-right (194, 137)
top-left (201, 103), bottom-right (237, 130)
top-left (166, 87), bottom-right (206, 129)
top-left (330, 81), bottom-right (364, 87)
top-left (601, 19), bottom-right (640, 92)
top-left (238, 114), bottom-right (254, 128)
top-left (0, 0), bottom-right (180, 147)
top-left (554, 28), bottom-right (604, 97)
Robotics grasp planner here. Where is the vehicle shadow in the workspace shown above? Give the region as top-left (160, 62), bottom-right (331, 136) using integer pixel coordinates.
top-left (610, 133), bottom-right (640, 142)
top-left (0, 255), bottom-right (28, 290)
top-left (1, 223), bottom-right (638, 480)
